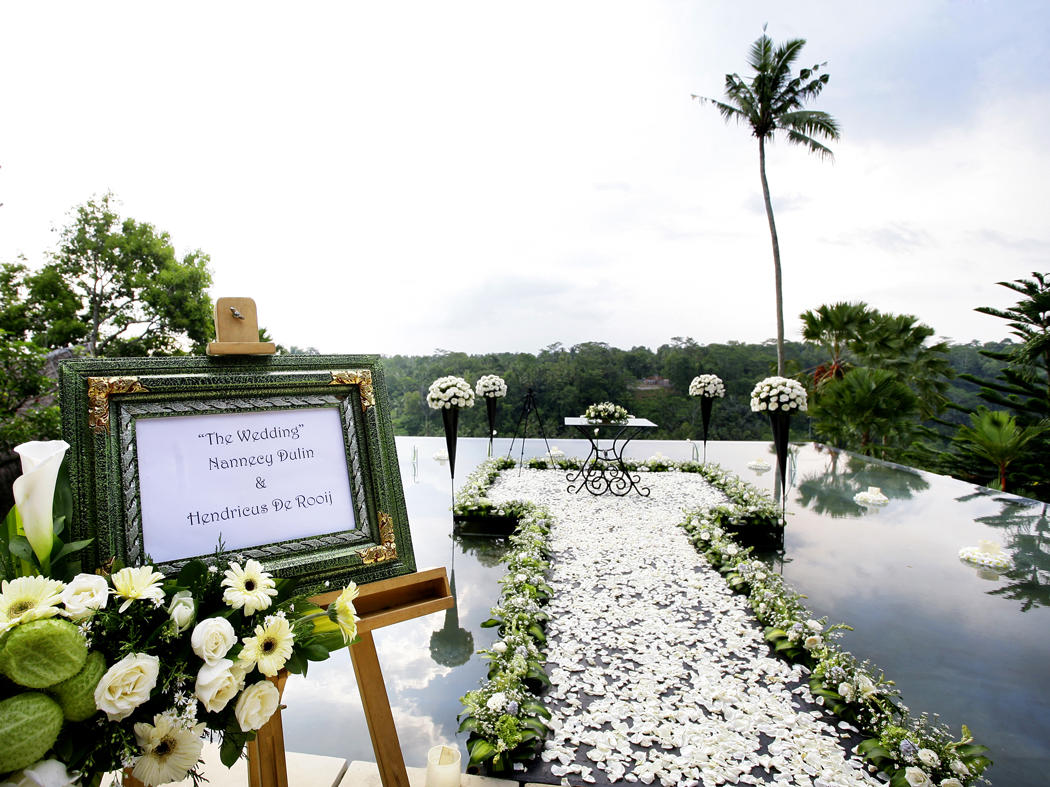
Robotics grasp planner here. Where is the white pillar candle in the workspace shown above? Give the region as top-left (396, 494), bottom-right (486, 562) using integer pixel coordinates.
top-left (424, 744), bottom-right (462, 787)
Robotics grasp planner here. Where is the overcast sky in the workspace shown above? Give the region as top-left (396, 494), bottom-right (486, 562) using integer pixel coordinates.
top-left (1, 1), bottom-right (1047, 356)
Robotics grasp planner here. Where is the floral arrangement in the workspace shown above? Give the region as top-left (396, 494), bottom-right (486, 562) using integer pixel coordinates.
top-left (680, 512), bottom-right (991, 786)
top-left (854, 486), bottom-right (889, 507)
top-left (475, 375), bottom-right (508, 399)
top-left (749, 376), bottom-right (808, 413)
top-left (582, 402), bottom-right (630, 424)
top-left (458, 500), bottom-right (553, 773)
top-left (747, 458), bottom-right (772, 472)
top-left (688, 374), bottom-right (725, 398)
top-left (0, 442), bottom-right (360, 787)
top-left (426, 376), bottom-right (475, 410)
top-left (958, 540), bottom-right (1010, 570)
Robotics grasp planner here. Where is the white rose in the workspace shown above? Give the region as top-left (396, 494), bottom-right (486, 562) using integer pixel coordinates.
top-left (235, 680), bottom-right (281, 731)
top-left (191, 617), bottom-right (237, 665)
top-left (12, 759), bottom-right (80, 786)
top-left (903, 766), bottom-right (931, 787)
top-left (168, 590), bottom-right (196, 633)
top-left (61, 573), bottom-right (109, 620)
top-left (940, 780), bottom-right (963, 787)
top-left (856, 674), bottom-right (877, 699)
top-left (805, 619), bottom-right (822, 632)
top-left (949, 760), bottom-right (969, 777)
top-left (917, 748), bottom-right (940, 768)
top-left (803, 635), bottom-right (821, 650)
top-left (491, 641), bottom-right (508, 654)
top-left (838, 682), bottom-right (855, 702)
top-left (195, 659), bottom-right (240, 713)
top-left (94, 652), bottom-right (160, 721)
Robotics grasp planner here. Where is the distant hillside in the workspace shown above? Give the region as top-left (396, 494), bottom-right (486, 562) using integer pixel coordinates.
top-left (379, 339), bottom-right (1010, 442)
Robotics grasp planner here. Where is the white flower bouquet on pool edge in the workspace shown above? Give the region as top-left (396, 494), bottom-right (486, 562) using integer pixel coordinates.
top-left (0, 553), bottom-right (360, 787)
top-left (582, 402), bottom-right (631, 423)
top-left (689, 374), bottom-right (725, 398)
top-left (749, 376), bottom-right (808, 413)
top-left (475, 374), bottom-right (508, 399)
top-left (427, 376), bottom-right (475, 409)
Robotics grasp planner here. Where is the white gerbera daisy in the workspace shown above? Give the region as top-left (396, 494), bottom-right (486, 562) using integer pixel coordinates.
top-left (132, 713), bottom-right (205, 787)
top-left (333, 582), bottom-right (360, 643)
top-left (221, 559), bottom-right (277, 616)
top-left (0, 576), bottom-right (64, 633)
top-left (111, 566), bottom-right (166, 613)
top-left (240, 614), bottom-right (294, 676)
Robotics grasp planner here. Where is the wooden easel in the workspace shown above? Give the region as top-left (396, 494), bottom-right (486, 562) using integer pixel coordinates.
top-left (127, 302), bottom-right (454, 787)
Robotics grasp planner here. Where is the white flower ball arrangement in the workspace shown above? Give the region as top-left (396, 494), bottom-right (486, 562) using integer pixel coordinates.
top-left (749, 376), bottom-right (808, 413)
top-left (475, 374), bottom-right (508, 398)
top-left (426, 376), bottom-right (476, 410)
top-left (689, 374), bottom-right (725, 398)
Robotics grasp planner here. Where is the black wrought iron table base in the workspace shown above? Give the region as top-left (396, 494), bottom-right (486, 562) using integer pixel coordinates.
top-left (563, 418), bottom-right (656, 497)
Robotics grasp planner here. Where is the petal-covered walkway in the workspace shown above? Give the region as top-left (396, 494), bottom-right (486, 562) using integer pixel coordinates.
top-left (487, 470), bottom-right (879, 787)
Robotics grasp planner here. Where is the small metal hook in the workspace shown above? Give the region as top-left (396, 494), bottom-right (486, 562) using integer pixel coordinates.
top-left (229, 306), bottom-right (245, 320)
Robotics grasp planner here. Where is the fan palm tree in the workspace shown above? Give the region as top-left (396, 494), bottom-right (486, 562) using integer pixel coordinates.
top-left (953, 408), bottom-right (1047, 493)
top-left (695, 31), bottom-right (840, 375)
top-left (800, 301), bottom-right (871, 383)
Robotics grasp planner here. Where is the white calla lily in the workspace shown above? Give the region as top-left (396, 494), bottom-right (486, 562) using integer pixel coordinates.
top-left (12, 440), bottom-right (70, 566)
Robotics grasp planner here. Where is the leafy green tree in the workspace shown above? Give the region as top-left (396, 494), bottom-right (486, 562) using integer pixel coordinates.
top-left (800, 301), bottom-right (870, 382)
top-left (950, 408), bottom-right (1046, 493)
top-left (852, 310), bottom-right (954, 420)
top-left (696, 30), bottom-right (839, 375)
top-left (809, 367), bottom-right (918, 455)
top-left (3, 194), bottom-right (214, 356)
top-left (0, 332), bottom-right (63, 452)
top-left (966, 272), bottom-right (1050, 418)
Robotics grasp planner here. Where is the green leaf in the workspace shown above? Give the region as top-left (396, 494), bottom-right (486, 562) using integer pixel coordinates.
top-left (301, 643), bottom-right (331, 662)
top-left (467, 739), bottom-right (496, 766)
top-left (220, 735), bottom-right (245, 768)
top-left (479, 618), bottom-right (501, 629)
top-left (954, 743), bottom-right (989, 757)
top-left (51, 538), bottom-right (93, 564)
top-left (527, 623), bottom-right (546, 642)
top-left (8, 535), bottom-right (35, 563)
top-left (285, 651), bottom-right (308, 675)
top-left (457, 717), bottom-right (479, 734)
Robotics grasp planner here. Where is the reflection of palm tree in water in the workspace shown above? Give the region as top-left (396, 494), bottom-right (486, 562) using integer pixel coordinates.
top-left (971, 497), bottom-right (1050, 612)
top-left (429, 569), bottom-right (475, 667)
top-left (796, 446), bottom-right (929, 518)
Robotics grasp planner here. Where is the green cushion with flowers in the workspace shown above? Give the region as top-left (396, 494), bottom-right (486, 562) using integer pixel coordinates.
top-left (1, 619), bottom-right (87, 689)
top-left (49, 649), bottom-right (106, 722)
top-left (0, 691), bottom-right (64, 773)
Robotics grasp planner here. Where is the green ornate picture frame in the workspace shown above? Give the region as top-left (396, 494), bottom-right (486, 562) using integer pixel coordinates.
top-left (59, 354), bottom-right (415, 593)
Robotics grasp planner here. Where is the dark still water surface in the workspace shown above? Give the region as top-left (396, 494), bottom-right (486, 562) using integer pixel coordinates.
top-left (280, 436), bottom-right (1049, 784)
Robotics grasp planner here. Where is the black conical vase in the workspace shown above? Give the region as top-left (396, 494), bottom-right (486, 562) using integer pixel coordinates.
top-left (441, 406), bottom-right (460, 480)
top-left (768, 409), bottom-right (791, 501)
top-left (485, 396), bottom-right (498, 456)
top-left (700, 396), bottom-right (714, 462)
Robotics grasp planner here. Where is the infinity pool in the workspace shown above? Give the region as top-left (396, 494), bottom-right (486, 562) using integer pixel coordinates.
top-left (280, 437), bottom-right (1049, 785)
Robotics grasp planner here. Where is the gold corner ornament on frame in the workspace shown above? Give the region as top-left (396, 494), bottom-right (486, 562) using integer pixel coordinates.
top-left (360, 512), bottom-right (397, 564)
top-left (329, 369), bottom-right (375, 411)
top-left (87, 376), bottom-right (149, 434)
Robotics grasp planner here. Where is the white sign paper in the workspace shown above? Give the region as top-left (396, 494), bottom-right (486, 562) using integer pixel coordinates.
top-left (135, 407), bottom-right (356, 562)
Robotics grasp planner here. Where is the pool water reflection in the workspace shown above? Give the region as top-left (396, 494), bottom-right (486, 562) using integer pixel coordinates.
top-left (280, 437), bottom-right (1048, 785)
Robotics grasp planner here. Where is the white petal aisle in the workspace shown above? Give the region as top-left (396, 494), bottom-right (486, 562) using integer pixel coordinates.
top-left (487, 469), bottom-right (879, 787)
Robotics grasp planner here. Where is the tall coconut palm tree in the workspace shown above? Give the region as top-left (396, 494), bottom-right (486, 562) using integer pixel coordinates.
top-left (695, 31), bottom-right (840, 375)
